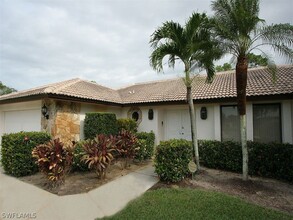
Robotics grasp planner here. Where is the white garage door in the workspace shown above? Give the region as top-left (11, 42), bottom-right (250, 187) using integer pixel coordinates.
top-left (4, 109), bottom-right (41, 134)
top-left (165, 109), bottom-right (191, 141)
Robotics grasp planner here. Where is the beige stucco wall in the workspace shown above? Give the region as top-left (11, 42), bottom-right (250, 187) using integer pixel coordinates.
top-left (1, 98), bottom-right (292, 146)
top-left (121, 100), bottom-right (293, 145)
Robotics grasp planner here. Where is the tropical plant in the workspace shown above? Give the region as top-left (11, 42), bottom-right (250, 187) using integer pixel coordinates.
top-left (117, 118), bottom-right (138, 133)
top-left (211, 0), bottom-right (293, 180)
top-left (81, 134), bottom-right (116, 178)
top-left (150, 12), bottom-right (221, 169)
top-left (216, 62), bottom-right (233, 72)
top-left (247, 53), bottom-right (268, 67)
top-left (115, 129), bottom-right (138, 168)
top-left (0, 81), bottom-right (17, 95)
top-left (32, 138), bottom-right (73, 186)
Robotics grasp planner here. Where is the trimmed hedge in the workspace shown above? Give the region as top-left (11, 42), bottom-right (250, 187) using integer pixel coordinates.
top-left (117, 118), bottom-right (138, 133)
top-left (1, 131), bottom-right (51, 177)
top-left (154, 139), bottom-right (192, 183)
top-left (72, 141), bottom-right (89, 172)
top-left (135, 131), bottom-right (155, 161)
top-left (84, 112), bottom-right (118, 139)
top-left (199, 140), bottom-right (242, 173)
top-left (248, 142), bottom-right (293, 182)
top-left (199, 140), bottom-right (293, 182)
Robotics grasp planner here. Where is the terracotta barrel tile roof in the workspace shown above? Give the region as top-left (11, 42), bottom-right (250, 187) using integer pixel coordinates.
top-left (0, 78), bottom-right (122, 104)
top-left (0, 65), bottom-right (292, 105)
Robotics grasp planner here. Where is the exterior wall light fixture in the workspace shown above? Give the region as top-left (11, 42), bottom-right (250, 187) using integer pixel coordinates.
top-left (41, 104), bottom-right (49, 119)
top-left (200, 107), bottom-right (207, 120)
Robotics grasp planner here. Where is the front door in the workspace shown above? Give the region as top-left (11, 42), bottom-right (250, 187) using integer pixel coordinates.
top-left (165, 109), bottom-right (191, 141)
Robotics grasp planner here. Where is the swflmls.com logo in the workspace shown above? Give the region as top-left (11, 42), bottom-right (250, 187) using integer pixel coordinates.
top-left (1, 212), bottom-right (37, 219)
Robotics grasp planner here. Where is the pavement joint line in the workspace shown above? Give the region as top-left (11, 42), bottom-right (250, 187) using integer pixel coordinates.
top-left (86, 193), bottom-right (107, 216)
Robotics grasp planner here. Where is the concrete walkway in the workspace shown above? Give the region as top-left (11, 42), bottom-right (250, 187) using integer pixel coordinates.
top-left (0, 165), bottom-right (158, 220)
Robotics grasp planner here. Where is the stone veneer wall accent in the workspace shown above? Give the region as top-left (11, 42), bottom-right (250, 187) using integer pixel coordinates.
top-left (41, 99), bottom-right (81, 144)
top-left (53, 101), bottom-right (81, 144)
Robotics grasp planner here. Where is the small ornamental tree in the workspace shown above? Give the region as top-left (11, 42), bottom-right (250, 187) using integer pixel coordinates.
top-left (115, 129), bottom-right (138, 168)
top-left (81, 134), bottom-right (116, 178)
top-left (32, 138), bottom-right (73, 186)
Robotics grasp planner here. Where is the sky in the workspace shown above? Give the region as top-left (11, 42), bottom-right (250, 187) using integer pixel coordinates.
top-left (0, 0), bottom-right (292, 91)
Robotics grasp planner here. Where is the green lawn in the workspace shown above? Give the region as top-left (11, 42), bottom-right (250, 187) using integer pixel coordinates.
top-left (99, 188), bottom-right (292, 220)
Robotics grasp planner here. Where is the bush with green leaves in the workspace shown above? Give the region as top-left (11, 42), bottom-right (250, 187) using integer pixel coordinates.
top-left (72, 141), bottom-right (89, 172)
top-left (135, 139), bottom-right (148, 162)
top-left (32, 138), bottom-right (73, 186)
top-left (1, 131), bottom-right (51, 177)
top-left (117, 118), bottom-right (138, 133)
top-left (247, 142), bottom-right (293, 182)
top-left (135, 131), bottom-right (155, 161)
top-left (199, 140), bottom-right (242, 172)
top-left (154, 139), bottom-right (192, 183)
top-left (199, 140), bottom-right (293, 182)
top-left (84, 112), bottom-right (118, 139)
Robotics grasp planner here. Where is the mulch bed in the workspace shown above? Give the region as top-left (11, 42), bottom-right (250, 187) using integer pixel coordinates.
top-left (19, 159), bottom-right (151, 196)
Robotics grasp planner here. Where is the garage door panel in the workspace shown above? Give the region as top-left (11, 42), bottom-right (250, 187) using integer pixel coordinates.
top-left (4, 109), bottom-right (41, 134)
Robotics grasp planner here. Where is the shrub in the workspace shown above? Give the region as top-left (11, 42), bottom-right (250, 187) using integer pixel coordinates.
top-left (154, 139), bottom-right (192, 183)
top-left (248, 142), bottom-right (293, 182)
top-left (115, 129), bottom-right (138, 168)
top-left (72, 141), bottom-right (89, 172)
top-left (135, 139), bottom-right (148, 162)
top-left (199, 140), bottom-right (293, 182)
top-left (117, 118), bottom-right (138, 133)
top-left (84, 112), bottom-right (118, 139)
top-left (135, 131), bottom-right (155, 161)
top-left (81, 134), bottom-right (116, 178)
top-left (1, 131), bottom-right (51, 177)
top-left (199, 140), bottom-right (242, 172)
top-left (32, 138), bottom-right (73, 186)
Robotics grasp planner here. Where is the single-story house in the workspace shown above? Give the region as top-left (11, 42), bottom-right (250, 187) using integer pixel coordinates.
top-left (0, 65), bottom-right (292, 145)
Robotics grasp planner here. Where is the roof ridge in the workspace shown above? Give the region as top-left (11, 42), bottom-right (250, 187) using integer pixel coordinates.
top-left (117, 76), bottom-right (185, 90)
top-left (81, 79), bottom-right (117, 91)
top-left (44, 78), bottom-right (81, 93)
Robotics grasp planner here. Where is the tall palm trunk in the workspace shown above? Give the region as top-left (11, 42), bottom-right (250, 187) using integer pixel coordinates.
top-left (185, 68), bottom-right (200, 169)
top-left (236, 56), bottom-right (248, 181)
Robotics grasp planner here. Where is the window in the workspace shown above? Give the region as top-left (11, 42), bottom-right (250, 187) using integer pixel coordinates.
top-left (253, 104), bottom-right (281, 143)
top-left (132, 112), bottom-right (139, 121)
top-left (221, 105), bottom-right (240, 142)
top-left (127, 107), bottom-right (142, 125)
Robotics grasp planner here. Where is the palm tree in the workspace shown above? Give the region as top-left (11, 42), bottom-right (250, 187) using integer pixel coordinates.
top-left (149, 13), bottom-right (221, 169)
top-left (211, 0), bottom-right (293, 180)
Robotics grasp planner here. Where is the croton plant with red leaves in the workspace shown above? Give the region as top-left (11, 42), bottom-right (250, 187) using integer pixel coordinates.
top-left (115, 129), bottom-right (139, 168)
top-left (32, 138), bottom-right (73, 186)
top-left (81, 134), bottom-right (116, 178)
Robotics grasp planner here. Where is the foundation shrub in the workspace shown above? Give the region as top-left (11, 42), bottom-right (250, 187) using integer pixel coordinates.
top-left (32, 138), bottom-right (73, 186)
top-left (72, 141), bottom-right (89, 172)
top-left (117, 118), bottom-right (138, 133)
top-left (1, 131), bottom-right (51, 177)
top-left (199, 140), bottom-right (242, 172)
top-left (199, 140), bottom-right (293, 182)
top-left (154, 139), bottom-right (192, 183)
top-left (135, 131), bottom-right (155, 161)
top-left (248, 142), bottom-right (293, 182)
top-left (84, 113), bottom-right (118, 139)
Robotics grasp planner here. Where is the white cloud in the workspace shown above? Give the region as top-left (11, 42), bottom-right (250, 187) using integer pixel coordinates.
top-left (0, 0), bottom-right (292, 90)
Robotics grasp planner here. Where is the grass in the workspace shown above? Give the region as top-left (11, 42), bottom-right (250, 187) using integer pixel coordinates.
top-left (99, 188), bottom-right (292, 220)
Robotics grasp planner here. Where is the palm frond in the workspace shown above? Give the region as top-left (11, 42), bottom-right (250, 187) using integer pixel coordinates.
top-left (149, 43), bottom-right (181, 72)
top-left (150, 21), bottom-right (184, 49)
